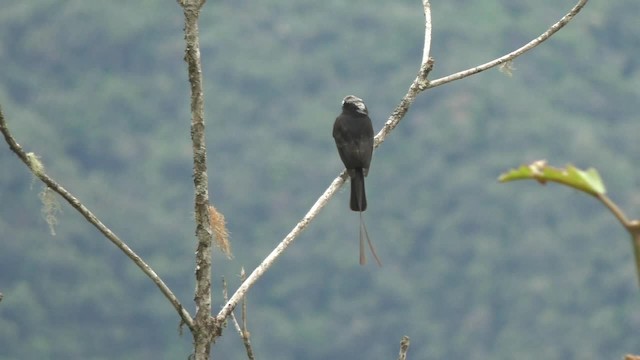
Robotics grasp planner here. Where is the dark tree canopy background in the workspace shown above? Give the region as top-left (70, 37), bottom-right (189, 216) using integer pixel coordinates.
top-left (1, 0), bottom-right (639, 359)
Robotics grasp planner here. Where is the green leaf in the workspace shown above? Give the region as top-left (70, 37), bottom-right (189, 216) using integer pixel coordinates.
top-left (498, 160), bottom-right (606, 196)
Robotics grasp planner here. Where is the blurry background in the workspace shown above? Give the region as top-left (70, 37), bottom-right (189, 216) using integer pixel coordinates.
top-left (1, 0), bottom-right (639, 359)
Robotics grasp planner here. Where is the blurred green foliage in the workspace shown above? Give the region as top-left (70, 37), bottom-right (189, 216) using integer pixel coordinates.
top-left (1, 0), bottom-right (639, 359)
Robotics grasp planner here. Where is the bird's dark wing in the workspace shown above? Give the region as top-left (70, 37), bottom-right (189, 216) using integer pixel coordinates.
top-left (333, 113), bottom-right (374, 173)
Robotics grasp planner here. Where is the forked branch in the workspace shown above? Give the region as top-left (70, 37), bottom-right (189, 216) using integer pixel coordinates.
top-left (217, 0), bottom-right (589, 322)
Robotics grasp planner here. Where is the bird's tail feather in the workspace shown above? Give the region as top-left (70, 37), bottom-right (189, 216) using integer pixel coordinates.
top-left (359, 211), bottom-right (381, 266)
top-left (350, 169), bottom-right (367, 211)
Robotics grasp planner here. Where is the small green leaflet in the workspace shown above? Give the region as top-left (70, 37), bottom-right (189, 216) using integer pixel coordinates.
top-left (498, 160), bottom-right (606, 196)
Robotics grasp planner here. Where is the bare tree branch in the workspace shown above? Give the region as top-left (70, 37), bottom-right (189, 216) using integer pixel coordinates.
top-left (0, 105), bottom-right (194, 331)
top-left (177, 0), bottom-right (217, 358)
top-left (420, 0), bottom-right (432, 66)
top-left (427, 0), bottom-right (589, 89)
top-left (217, 174), bottom-right (348, 320)
top-left (374, 0), bottom-right (434, 147)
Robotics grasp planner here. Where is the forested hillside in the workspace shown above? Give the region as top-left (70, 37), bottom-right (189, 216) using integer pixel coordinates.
top-left (1, 0), bottom-right (639, 359)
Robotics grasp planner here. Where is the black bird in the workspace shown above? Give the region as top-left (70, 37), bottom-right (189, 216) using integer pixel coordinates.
top-left (333, 95), bottom-right (381, 266)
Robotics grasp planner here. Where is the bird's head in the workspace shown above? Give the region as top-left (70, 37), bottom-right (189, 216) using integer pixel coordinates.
top-left (342, 95), bottom-right (368, 115)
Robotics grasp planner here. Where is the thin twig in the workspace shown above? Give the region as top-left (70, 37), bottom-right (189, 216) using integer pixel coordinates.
top-left (596, 194), bottom-right (631, 229)
top-left (420, 0), bottom-right (432, 66)
top-left (585, 189), bottom-right (640, 288)
top-left (240, 268), bottom-right (255, 360)
top-left (630, 231), bottom-right (640, 288)
top-left (223, 271), bottom-right (255, 360)
top-left (427, 0), bottom-right (589, 89)
top-left (0, 106), bottom-right (194, 331)
top-left (596, 193), bottom-right (640, 287)
top-left (223, 278), bottom-right (243, 334)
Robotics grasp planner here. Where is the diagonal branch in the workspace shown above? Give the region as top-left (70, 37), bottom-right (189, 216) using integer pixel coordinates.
top-left (427, 0), bottom-right (589, 89)
top-left (217, 174), bottom-right (349, 320)
top-left (0, 105), bottom-right (195, 331)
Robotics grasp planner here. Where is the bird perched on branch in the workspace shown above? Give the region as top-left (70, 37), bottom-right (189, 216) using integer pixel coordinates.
top-left (333, 95), bottom-right (381, 266)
